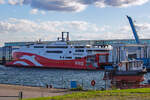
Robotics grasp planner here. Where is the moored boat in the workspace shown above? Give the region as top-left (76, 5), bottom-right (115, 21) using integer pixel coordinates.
top-left (108, 60), bottom-right (147, 89)
top-left (6, 32), bottom-right (112, 70)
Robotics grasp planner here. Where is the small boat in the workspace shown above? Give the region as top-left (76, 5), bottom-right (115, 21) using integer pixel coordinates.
top-left (107, 60), bottom-right (147, 89)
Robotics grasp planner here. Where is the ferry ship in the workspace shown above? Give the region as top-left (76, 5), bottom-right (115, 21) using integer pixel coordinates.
top-left (6, 32), bottom-right (112, 70)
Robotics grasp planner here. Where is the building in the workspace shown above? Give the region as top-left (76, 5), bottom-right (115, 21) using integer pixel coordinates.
top-left (4, 39), bottom-right (150, 47)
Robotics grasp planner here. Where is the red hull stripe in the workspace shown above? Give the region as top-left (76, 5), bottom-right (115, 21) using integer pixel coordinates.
top-left (113, 76), bottom-right (144, 82)
top-left (6, 52), bottom-right (101, 70)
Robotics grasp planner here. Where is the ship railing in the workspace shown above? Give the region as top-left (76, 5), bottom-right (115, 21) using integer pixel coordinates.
top-left (0, 91), bottom-right (23, 100)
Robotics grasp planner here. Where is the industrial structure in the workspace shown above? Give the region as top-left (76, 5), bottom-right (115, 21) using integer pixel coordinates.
top-left (4, 39), bottom-right (150, 47)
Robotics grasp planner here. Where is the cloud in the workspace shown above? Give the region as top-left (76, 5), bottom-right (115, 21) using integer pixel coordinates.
top-left (0, 18), bottom-right (114, 46)
top-left (135, 23), bottom-right (150, 30)
top-left (23, 0), bottom-right (87, 12)
top-left (119, 22), bottom-right (150, 39)
top-left (30, 9), bottom-right (38, 14)
top-left (0, 18), bottom-right (104, 44)
top-left (6, 0), bottom-right (149, 12)
top-left (30, 9), bottom-right (46, 15)
top-left (0, 18), bottom-right (102, 33)
top-left (95, 0), bottom-right (149, 8)
top-left (41, 11), bottom-right (46, 15)
top-left (1, 18), bottom-right (150, 46)
top-left (8, 0), bottom-right (24, 5)
top-left (0, 0), bottom-right (5, 4)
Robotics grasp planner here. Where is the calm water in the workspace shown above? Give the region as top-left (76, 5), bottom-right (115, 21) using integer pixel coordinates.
top-left (0, 65), bottom-right (106, 90)
top-left (0, 65), bottom-right (150, 90)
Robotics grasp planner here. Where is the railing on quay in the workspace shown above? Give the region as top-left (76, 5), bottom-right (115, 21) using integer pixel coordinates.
top-left (0, 91), bottom-right (23, 100)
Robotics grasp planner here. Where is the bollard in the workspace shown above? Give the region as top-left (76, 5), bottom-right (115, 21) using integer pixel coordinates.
top-left (49, 85), bottom-right (52, 88)
top-left (18, 91), bottom-right (23, 100)
top-left (46, 84), bottom-right (48, 88)
top-left (2, 56), bottom-right (6, 65)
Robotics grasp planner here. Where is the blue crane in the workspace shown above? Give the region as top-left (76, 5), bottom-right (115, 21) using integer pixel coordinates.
top-left (127, 16), bottom-right (150, 69)
top-left (127, 16), bottom-right (140, 44)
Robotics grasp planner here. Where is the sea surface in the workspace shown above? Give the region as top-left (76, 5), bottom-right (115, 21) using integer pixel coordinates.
top-left (0, 65), bottom-right (107, 90)
top-left (0, 65), bottom-right (150, 90)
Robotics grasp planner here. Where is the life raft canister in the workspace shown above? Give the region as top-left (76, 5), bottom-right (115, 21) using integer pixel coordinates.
top-left (91, 80), bottom-right (96, 86)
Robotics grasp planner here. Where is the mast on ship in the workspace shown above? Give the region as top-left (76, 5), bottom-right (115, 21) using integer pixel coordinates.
top-left (61, 32), bottom-right (69, 42)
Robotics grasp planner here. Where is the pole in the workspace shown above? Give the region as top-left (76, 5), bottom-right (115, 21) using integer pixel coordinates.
top-left (18, 91), bottom-right (23, 100)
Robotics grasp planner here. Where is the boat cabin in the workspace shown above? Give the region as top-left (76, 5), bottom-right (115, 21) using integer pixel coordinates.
top-left (118, 60), bottom-right (143, 71)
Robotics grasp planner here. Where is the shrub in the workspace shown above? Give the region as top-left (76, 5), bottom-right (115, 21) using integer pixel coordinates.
top-left (70, 85), bottom-right (83, 91)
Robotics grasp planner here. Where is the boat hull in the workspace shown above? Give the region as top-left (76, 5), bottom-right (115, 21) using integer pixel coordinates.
top-left (5, 52), bottom-right (105, 70)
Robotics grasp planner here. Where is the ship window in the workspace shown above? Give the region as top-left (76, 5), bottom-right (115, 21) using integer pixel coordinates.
top-left (99, 55), bottom-right (107, 63)
top-left (75, 57), bottom-right (81, 59)
top-left (34, 46), bottom-right (44, 48)
top-left (86, 50), bottom-right (108, 52)
top-left (46, 46), bottom-right (68, 48)
top-left (60, 56), bottom-right (64, 58)
top-left (69, 51), bottom-right (72, 53)
top-left (74, 46), bottom-right (85, 48)
top-left (75, 50), bottom-right (84, 52)
top-left (65, 57), bottom-right (72, 59)
top-left (46, 51), bottom-right (63, 53)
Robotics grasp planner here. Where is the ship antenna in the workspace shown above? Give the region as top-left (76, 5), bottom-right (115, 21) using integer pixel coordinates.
top-left (67, 32), bottom-right (69, 41)
top-left (62, 32), bottom-right (64, 41)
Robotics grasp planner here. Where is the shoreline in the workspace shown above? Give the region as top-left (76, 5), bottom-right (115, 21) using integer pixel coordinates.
top-left (0, 84), bottom-right (71, 100)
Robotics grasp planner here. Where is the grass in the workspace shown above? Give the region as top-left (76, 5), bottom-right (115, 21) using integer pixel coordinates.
top-left (23, 88), bottom-right (150, 100)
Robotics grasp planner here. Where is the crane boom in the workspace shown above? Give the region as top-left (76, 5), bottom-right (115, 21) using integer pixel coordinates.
top-left (127, 16), bottom-right (140, 44)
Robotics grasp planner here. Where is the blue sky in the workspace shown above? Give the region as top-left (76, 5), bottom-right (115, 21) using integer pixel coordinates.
top-left (0, 0), bottom-right (150, 46)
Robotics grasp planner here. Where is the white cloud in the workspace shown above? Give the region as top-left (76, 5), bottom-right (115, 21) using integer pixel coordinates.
top-left (2, 0), bottom-right (148, 13)
top-left (1, 18), bottom-right (150, 46)
top-left (23, 0), bottom-right (87, 12)
top-left (8, 0), bottom-right (23, 5)
top-left (135, 23), bottom-right (150, 30)
top-left (0, 0), bottom-right (148, 14)
top-left (118, 22), bottom-right (150, 39)
top-left (0, 18), bottom-right (104, 46)
top-left (40, 11), bottom-right (46, 15)
top-left (30, 9), bottom-right (46, 15)
top-left (95, 0), bottom-right (149, 8)
top-left (0, 0), bottom-right (5, 4)
top-left (99, 25), bottom-right (110, 31)
top-left (0, 18), bottom-right (103, 33)
top-left (30, 9), bottom-right (38, 14)
top-left (5, 0), bottom-right (146, 12)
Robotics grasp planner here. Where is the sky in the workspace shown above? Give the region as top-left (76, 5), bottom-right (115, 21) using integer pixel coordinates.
top-left (0, 0), bottom-right (150, 46)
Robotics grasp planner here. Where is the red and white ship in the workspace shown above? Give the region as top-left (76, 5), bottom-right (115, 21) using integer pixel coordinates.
top-left (6, 32), bottom-right (112, 70)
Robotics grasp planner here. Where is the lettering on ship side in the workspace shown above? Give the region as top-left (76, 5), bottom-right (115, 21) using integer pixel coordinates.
top-left (75, 61), bottom-right (84, 66)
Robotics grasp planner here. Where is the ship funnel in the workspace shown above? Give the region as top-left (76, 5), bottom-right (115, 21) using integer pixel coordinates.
top-left (61, 32), bottom-right (69, 42)
top-left (67, 32), bottom-right (69, 41)
top-left (62, 32), bottom-right (64, 41)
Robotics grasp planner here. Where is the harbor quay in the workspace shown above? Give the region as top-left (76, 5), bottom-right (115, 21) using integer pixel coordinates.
top-left (0, 83), bottom-right (71, 100)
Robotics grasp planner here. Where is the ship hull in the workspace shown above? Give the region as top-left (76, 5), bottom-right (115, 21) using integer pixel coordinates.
top-left (109, 70), bottom-right (147, 89)
top-left (111, 70), bottom-right (146, 82)
top-left (5, 52), bottom-right (104, 70)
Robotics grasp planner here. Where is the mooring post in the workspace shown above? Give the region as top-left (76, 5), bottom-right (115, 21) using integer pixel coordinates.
top-left (2, 56), bottom-right (6, 65)
top-left (104, 71), bottom-right (108, 90)
top-left (18, 91), bottom-right (23, 100)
